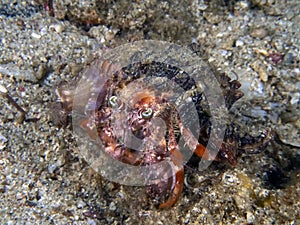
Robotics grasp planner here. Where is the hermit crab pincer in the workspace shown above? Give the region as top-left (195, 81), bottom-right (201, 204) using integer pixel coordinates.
top-left (52, 41), bottom-right (271, 208)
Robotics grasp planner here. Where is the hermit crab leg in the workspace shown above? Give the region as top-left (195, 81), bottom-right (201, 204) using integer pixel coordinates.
top-left (79, 118), bottom-right (142, 165)
top-left (159, 121), bottom-right (184, 209)
top-left (176, 117), bottom-right (216, 161)
top-left (178, 119), bottom-right (237, 164)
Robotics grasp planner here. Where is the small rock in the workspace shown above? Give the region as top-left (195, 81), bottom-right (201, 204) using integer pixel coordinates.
top-left (35, 64), bottom-right (48, 81)
top-left (201, 207), bottom-right (210, 215)
top-left (203, 12), bottom-right (222, 24)
top-left (31, 32), bottom-right (41, 39)
top-left (48, 164), bottom-right (56, 174)
top-left (239, 1), bottom-right (249, 9)
top-left (0, 84), bottom-right (8, 93)
top-left (222, 172), bottom-right (239, 185)
top-left (192, 207), bottom-right (200, 213)
top-left (236, 39), bottom-right (244, 47)
top-left (88, 25), bottom-right (107, 43)
top-left (198, 4), bottom-right (208, 11)
top-left (253, 48), bottom-right (269, 57)
top-left (250, 61), bottom-right (268, 82)
top-left (234, 194), bottom-right (246, 210)
top-left (0, 134), bottom-right (7, 150)
top-left (258, 67), bottom-right (268, 82)
top-left (109, 202), bottom-right (116, 211)
top-left (16, 192), bottom-right (23, 200)
top-left (283, 53), bottom-right (295, 65)
top-left (40, 26), bottom-right (48, 36)
top-left (7, 113), bottom-right (14, 120)
top-left (104, 29), bottom-right (118, 41)
top-left (87, 218), bottom-right (97, 225)
top-left (77, 199), bottom-right (86, 209)
top-left (250, 27), bottom-right (268, 39)
top-left (246, 211), bottom-right (255, 224)
top-left (220, 50), bottom-right (228, 56)
top-left (50, 24), bottom-right (64, 33)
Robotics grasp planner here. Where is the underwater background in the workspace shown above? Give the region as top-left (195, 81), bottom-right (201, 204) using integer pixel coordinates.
top-left (0, 0), bottom-right (299, 224)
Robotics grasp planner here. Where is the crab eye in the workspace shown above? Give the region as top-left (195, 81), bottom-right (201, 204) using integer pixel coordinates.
top-left (141, 108), bottom-right (153, 119)
top-left (109, 96), bottom-right (119, 107)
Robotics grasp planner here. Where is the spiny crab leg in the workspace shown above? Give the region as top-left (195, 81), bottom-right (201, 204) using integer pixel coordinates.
top-left (161, 103), bottom-right (221, 162)
top-left (159, 120), bottom-right (184, 209)
top-left (176, 117), bottom-right (216, 161)
top-left (178, 118), bottom-right (237, 164)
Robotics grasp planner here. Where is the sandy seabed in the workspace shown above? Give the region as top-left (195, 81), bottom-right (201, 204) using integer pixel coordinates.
top-left (0, 1), bottom-right (299, 224)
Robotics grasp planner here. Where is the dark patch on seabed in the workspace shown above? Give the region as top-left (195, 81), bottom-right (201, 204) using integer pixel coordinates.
top-left (0, 2), bottom-right (42, 18)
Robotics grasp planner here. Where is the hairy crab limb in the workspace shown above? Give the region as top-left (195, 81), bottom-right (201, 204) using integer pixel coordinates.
top-left (159, 121), bottom-right (184, 209)
top-left (176, 115), bottom-right (271, 165)
top-left (182, 125), bottom-right (238, 165)
top-left (157, 103), bottom-right (220, 163)
top-left (176, 116), bottom-right (219, 162)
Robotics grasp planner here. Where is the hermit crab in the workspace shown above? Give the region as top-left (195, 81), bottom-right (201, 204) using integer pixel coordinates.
top-left (52, 41), bottom-right (270, 208)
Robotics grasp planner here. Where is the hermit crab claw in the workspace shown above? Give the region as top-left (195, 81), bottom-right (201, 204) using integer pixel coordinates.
top-left (158, 148), bottom-right (185, 209)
